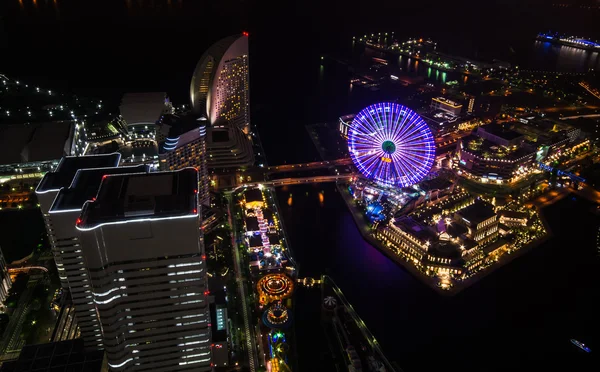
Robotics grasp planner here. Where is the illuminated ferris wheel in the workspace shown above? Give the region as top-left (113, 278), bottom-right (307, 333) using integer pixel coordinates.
top-left (348, 102), bottom-right (435, 188)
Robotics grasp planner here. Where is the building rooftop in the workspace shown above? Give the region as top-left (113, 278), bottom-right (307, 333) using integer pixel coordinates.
top-left (244, 189), bottom-right (263, 204)
top-left (0, 121), bottom-right (74, 166)
top-left (478, 124), bottom-right (524, 142)
top-left (248, 235), bottom-right (263, 248)
top-left (50, 165), bottom-right (149, 212)
top-left (36, 154), bottom-right (121, 193)
top-left (77, 168), bottom-right (198, 229)
top-left (245, 217), bottom-right (259, 232)
top-left (119, 92), bottom-right (167, 126)
top-left (263, 209), bottom-right (274, 223)
top-left (428, 241), bottom-right (463, 259)
top-left (392, 216), bottom-right (437, 242)
top-left (455, 200), bottom-right (496, 227)
top-left (445, 222), bottom-right (468, 238)
top-left (0, 338), bottom-right (105, 372)
top-left (268, 234), bottom-right (280, 245)
top-left (460, 134), bottom-right (533, 161)
top-left (420, 177), bottom-right (454, 192)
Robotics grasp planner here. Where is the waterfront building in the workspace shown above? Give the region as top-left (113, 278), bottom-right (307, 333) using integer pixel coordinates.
top-left (0, 247), bottom-right (11, 310)
top-left (377, 196), bottom-right (501, 278)
top-left (430, 97), bottom-right (462, 116)
top-left (378, 216), bottom-right (470, 277)
top-left (35, 153), bottom-right (148, 349)
top-left (498, 210), bottom-right (528, 227)
top-left (454, 200), bottom-right (499, 245)
top-left (75, 169), bottom-right (211, 371)
top-left (158, 115), bottom-right (210, 206)
top-left (457, 125), bottom-right (536, 182)
top-left (190, 34), bottom-right (254, 169)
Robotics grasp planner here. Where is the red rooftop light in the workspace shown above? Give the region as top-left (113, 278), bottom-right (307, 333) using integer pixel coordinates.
top-left (76, 218), bottom-right (82, 225)
top-left (193, 209), bottom-right (197, 214)
top-left (102, 175), bottom-right (108, 180)
top-left (242, 31), bottom-right (249, 37)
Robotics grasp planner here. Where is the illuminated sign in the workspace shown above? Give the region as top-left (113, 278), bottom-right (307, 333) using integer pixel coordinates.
top-left (216, 308), bottom-right (226, 331)
top-left (381, 157), bottom-right (392, 163)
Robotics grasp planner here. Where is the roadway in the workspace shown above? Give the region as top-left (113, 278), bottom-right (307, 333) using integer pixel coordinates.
top-left (8, 266), bottom-right (49, 275)
top-left (560, 113), bottom-right (600, 120)
top-left (227, 199), bottom-right (258, 372)
top-left (579, 81), bottom-right (600, 100)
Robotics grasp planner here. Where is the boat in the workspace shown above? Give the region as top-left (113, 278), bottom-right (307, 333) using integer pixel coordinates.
top-left (570, 339), bottom-right (592, 353)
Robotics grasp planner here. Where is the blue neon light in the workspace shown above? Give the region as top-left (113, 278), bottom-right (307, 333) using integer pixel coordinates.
top-left (348, 102), bottom-right (435, 188)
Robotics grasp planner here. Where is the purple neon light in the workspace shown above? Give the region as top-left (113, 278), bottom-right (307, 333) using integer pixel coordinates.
top-left (348, 102), bottom-right (435, 188)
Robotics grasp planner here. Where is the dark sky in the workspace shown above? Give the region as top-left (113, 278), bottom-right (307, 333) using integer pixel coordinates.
top-left (0, 0), bottom-right (597, 99)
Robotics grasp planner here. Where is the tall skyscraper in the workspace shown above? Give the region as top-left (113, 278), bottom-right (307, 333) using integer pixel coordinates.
top-left (75, 168), bottom-right (211, 371)
top-left (35, 153), bottom-right (148, 349)
top-left (36, 154), bottom-right (122, 289)
top-left (189, 33), bottom-right (254, 169)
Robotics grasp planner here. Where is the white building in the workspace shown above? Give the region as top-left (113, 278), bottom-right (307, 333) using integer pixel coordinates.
top-left (35, 153), bottom-right (147, 349)
top-left (76, 168), bottom-right (211, 371)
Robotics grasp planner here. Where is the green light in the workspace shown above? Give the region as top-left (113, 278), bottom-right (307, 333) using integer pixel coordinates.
top-left (382, 140), bottom-right (396, 154)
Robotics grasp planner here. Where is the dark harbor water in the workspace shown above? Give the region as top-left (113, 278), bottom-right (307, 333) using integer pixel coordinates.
top-left (280, 184), bottom-right (600, 372)
top-left (2, 1), bottom-right (600, 371)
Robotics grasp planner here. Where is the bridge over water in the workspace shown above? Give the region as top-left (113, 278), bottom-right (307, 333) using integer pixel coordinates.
top-left (229, 174), bottom-right (354, 191)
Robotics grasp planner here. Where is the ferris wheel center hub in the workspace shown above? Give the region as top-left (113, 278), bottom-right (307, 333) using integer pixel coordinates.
top-left (381, 140), bottom-right (396, 154)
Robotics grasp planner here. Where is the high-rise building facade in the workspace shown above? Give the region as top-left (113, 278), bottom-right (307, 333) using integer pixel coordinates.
top-left (75, 169), bottom-right (211, 371)
top-left (158, 119), bottom-right (210, 206)
top-left (0, 247), bottom-right (11, 309)
top-left (36, 154), bottom-right (122, 289)
top-left (189, 34), bottom-right (254, 169)
top-left (35, 153), bottom-right (148, 349)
